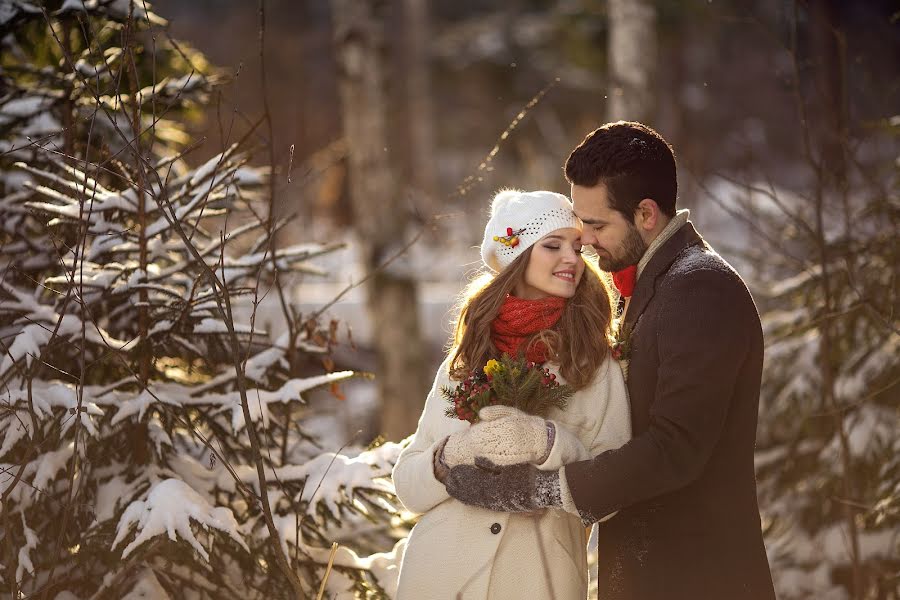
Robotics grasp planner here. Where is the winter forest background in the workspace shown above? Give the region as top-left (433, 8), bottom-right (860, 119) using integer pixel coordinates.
top-left (0, 0), bottom-right (897, 598)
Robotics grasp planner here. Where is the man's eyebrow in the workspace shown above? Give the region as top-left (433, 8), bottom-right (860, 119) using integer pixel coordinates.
top-left (576, 214), bottom-right (607, 225)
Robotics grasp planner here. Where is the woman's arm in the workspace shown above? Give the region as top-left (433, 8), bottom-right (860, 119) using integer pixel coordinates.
top-left (391, 356), bottom-right (457, 515)
top-left (585, 357), bottom-right (632, 456)
top-left (540, 357), bottom-right (631, 471)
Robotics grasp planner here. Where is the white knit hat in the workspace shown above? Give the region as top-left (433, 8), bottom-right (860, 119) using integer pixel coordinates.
top-left (480, 189), bottom-right (582, 272)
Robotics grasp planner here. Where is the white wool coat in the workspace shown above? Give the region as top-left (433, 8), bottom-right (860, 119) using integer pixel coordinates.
top-left (392, 354), bottom-right (632, 600)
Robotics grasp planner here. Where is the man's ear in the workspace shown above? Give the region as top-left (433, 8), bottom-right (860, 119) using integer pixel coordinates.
top-left (634, 198), bottom-right (660, 232)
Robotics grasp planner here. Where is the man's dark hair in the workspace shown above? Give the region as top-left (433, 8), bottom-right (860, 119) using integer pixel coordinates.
top-left (564, 121), bottom-right (677, 219)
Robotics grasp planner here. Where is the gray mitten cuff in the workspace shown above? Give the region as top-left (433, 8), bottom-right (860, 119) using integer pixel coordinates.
top-left (558, 465), bottom-right (579, 516)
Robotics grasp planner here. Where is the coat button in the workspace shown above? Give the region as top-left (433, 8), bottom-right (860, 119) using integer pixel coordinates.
top-left (490, 523), bottom-right (501, 534)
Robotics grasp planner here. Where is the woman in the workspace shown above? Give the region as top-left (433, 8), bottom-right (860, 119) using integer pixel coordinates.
top-left (391, 190), bottom-right (632, 600)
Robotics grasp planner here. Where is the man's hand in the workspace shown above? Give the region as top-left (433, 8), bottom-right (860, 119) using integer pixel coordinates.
top-left (442, 406), bottom-right (552, 467)
top-left (444, 457), bottom-right (562, 513)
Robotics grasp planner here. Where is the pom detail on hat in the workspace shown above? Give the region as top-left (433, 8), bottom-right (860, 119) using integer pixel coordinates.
top-left (490, 189), bottom-right (523, 216)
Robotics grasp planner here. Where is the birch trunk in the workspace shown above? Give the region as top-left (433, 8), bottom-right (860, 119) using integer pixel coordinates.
top-left (331, 0), bottom-right (429, 440)
top-left (403, 0), bottom-right (437, 213)
top-left (607, 0), bottom-right (657, 124)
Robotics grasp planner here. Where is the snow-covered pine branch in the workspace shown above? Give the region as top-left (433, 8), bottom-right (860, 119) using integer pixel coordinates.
top-left (0, 5), bottom-right (404, 597)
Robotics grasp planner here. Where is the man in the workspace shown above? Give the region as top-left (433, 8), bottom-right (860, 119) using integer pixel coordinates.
top-left (444, 121), bottom-right (776, 600)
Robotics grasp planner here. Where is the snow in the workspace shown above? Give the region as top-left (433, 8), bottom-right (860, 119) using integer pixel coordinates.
top-left (45, 264), bottom-right (124, 289)
top-left (294, 449), bottom-right (394, 517)
top-left (93, 473), bottom-right (144, 524)
top-left (54, 0), bottom-right (161, 24)
top-left (0, 95), bottom-right (50, 123)
top-left (166, 453), bottom-right (220, 499)
top-left (266, 512), bottom-right (406, 594)
top-left (193, 318), bottom-right (256, 335)
top-left (189, 144), bottom-right (236, 187)
top-left (120, 569), bottom-right (171, 600)
top-left (243, 344), bottom-right (288, 382)
top-left (0, 1), bottom-right (39, 26)
top-left (834, 335), bottom-right (899, 401)
top-left (31, 442), bottom-right (74, 492)
top-left (2, 373), bottom-right (356, 436)
top-left (820, 404), bottom-right (896, 462)
top-left (1, 441), bottom-right (73, 508)
top-left (19, 111), bottom-right (61, 138)
top-left (234, 166), bottom-right (264, 186)
top-left (220, 371), bottom-right (355, 431)
top-left (146, 414), bottom-right (173, 455)
top-left (57, 0), bottom-right (89, 12)
top-left (15, 513), bottom-right (38, 583)
top-left (219, 244), bottom-right (332, 282)
top-left (147, 319), bottom-right (173, 336)
top-left (0, 412), bottom-right (31, 458)
top-left (0, 314), bottom-right (133, 379)
top-left (113, 478), bottom-right (249, 561)
top-left (227, 441), bottom-right (402, 523)
top-left (109, 387), bottom-right (181, 425)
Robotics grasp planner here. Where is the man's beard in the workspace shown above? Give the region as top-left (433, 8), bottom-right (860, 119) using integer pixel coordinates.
top-left (595, 223), bottom-right (647, 272)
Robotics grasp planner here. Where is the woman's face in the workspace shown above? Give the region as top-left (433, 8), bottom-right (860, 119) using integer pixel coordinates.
top-left (514, 228), bottom-right (585, 300)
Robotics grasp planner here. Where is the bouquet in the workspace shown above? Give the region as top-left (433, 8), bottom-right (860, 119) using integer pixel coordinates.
top-left (442, 354), bottom-right (574, 424)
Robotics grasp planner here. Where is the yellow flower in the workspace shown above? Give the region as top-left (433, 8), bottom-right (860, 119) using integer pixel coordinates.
top-left (483, 359), bottom-right (501, 376)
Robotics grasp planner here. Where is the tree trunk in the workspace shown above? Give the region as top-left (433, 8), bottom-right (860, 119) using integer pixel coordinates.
top-left (331, 0), bottom-right (429, 440)
top-left (402, 0), bottom-right (437, 216)
top-left (809, 0), bottom-right (847, 185)
top-left (607, 0), bottom-right (657, 124)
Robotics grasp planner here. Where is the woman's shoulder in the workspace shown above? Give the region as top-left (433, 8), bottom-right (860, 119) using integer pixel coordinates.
top-left (550, 352), bottom-right (619, 387)
top-left (547, 355), bottom-right (620, 420)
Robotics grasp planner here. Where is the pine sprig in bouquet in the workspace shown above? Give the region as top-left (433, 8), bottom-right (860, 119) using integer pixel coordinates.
top-left (442, 354), bottom-right (573, 423)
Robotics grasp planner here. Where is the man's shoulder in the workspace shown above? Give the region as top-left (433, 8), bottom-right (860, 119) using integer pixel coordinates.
top-left (663, 242), bottom-right (746, 291)
top-left (654, 242), bottom-right (757, 315)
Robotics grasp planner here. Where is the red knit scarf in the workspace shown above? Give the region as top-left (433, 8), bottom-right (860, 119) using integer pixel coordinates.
top-left (491, 295), bottom-right (566, 364)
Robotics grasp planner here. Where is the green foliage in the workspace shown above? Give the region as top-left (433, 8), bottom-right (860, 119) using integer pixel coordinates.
top-left (442, 354), bottom-right (573, 423)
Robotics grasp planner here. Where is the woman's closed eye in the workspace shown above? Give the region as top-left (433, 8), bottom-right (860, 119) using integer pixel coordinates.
top-left (543, 244), bottom-right (583, 253)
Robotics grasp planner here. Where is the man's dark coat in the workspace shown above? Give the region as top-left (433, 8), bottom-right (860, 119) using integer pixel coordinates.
top-left (565, 222), bottom-right (776, 600)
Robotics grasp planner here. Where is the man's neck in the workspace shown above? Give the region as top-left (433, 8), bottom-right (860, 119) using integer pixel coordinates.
top-left (636, 210), bottom-right (690, 280)
top-left (641, 215), bottom-right (671, 247)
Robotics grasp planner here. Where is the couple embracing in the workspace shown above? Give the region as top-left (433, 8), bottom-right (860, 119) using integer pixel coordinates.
top-left (391, 121), bottom-right (777, 600)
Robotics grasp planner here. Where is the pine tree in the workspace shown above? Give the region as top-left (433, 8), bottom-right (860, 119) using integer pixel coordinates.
top-left (0, 2), bottom-right (404, 597)
top-left (703, 42), bottom-right (900, 600)
top-left (749, 126), bottom-right (899, 598)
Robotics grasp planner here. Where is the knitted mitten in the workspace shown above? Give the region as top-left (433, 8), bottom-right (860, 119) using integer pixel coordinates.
top-left (442, 406), bottom-right (550, 468)
top-left (445, 457), bottom-right (562, 513)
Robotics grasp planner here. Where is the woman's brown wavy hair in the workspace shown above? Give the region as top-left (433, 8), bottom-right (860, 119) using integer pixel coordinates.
top-left (448, 247), bottom-right (614, 390)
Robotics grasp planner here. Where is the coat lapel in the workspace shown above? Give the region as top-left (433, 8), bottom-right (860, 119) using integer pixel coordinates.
top-left (624, 222), bottom-right (704, 331)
